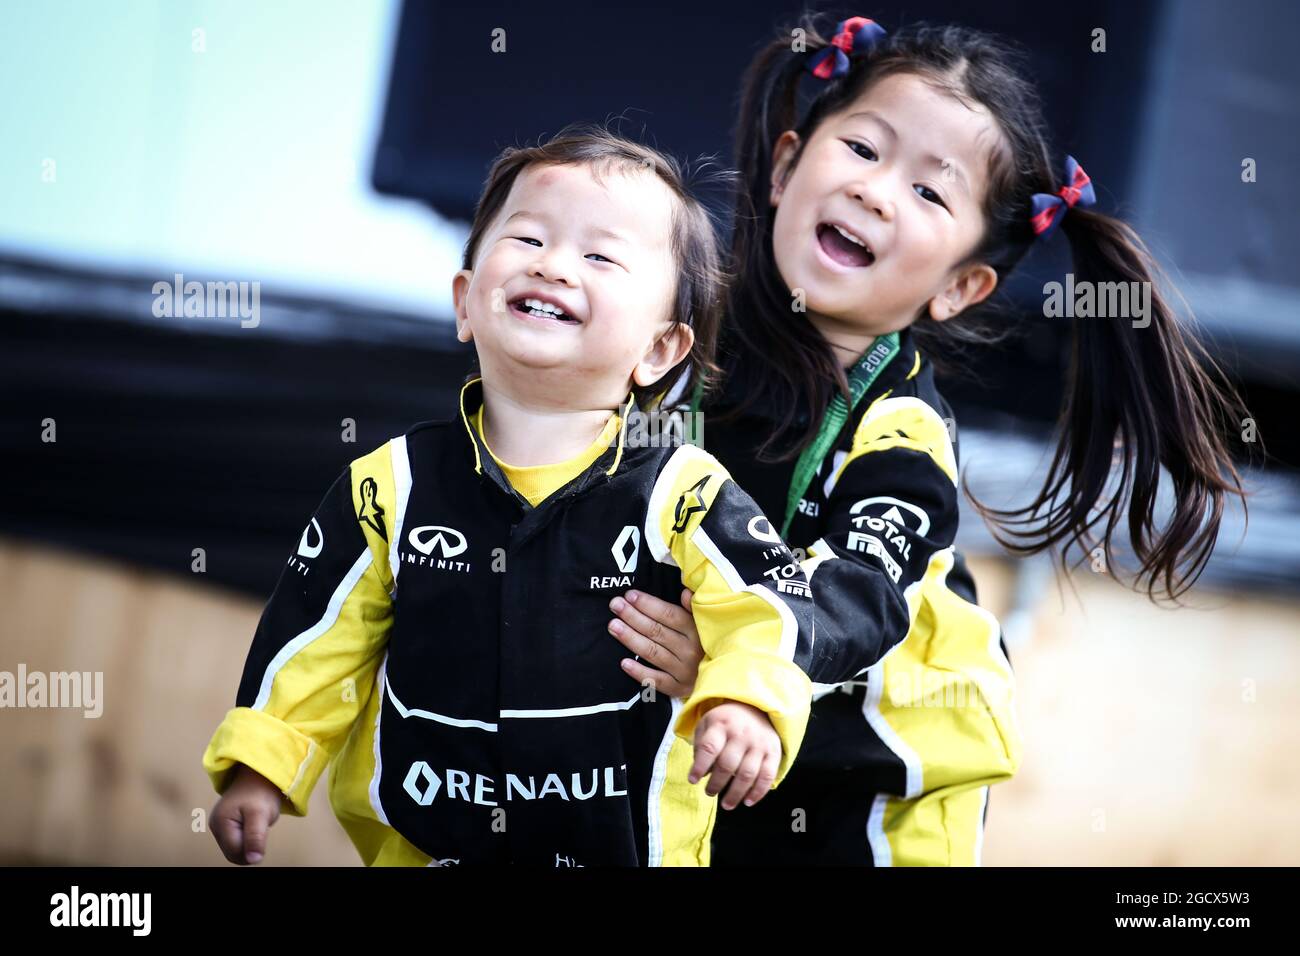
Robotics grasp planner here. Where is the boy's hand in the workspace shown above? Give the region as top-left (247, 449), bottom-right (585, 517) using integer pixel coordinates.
top-left (211, 764), bottom-right (283, 865)
top-left (687, 701), bottom-right (781, 810)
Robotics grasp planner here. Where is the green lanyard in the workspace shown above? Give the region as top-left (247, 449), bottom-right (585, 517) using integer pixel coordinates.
top-left (783, 331), bottom-right (899, 536)
top-left (687, 332), bottom-right (901, 539)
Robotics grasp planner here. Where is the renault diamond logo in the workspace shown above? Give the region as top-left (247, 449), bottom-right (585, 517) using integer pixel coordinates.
top-left (612, 526), bottom-right (640, 572)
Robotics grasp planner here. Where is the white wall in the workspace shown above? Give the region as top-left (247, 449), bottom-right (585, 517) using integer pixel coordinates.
top-left (0, 0), bottom-right (463, 317)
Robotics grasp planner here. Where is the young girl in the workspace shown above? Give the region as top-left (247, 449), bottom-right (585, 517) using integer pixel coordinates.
top-left (608, 15), bottom-right (1249, 865)
top-left (202, 128), bottom-right (820, 866)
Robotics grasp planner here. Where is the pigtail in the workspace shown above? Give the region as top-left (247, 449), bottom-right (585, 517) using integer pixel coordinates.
top-left (731, 32), bottom-right (806, 232)
top-left (713, 17), bottom-right (860, 461)
top-left (974, 207), bottom-right (1251, 602)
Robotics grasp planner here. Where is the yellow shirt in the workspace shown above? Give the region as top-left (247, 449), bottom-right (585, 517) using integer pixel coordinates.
top-left (472, 404), bottom-right (622, 506)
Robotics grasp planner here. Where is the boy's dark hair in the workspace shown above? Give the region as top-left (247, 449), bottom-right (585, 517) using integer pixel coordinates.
top-left (719, 14), bottom-right (1250, 602)
top-left (461, 124), bottom-right (727, 411)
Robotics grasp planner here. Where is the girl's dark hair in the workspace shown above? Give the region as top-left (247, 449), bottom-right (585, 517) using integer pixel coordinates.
top-left (719, 14), bottom-right (1250, 602)
top-left (461, 124), bottom-right (727, 411)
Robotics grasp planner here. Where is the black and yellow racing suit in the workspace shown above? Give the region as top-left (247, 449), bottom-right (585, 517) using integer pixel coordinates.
top-left (203, 375), bottom-right (817, 866)
top-left (687, 326), bottom-right (1024, 865)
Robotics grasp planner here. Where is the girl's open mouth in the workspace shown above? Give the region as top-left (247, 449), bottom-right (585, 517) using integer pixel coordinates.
top-left (816, 223), bottom-right (875, 268)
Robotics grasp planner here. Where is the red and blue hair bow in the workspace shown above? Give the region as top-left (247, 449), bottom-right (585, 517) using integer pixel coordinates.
top-left (1029, 155), bottom-right (1096, 238)
top-left (806, 16), bottom-right (887, 80)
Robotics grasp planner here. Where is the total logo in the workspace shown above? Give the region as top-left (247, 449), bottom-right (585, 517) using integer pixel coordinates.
top-left (845, 496), bottom-right (930, 584)
top-left (287, 518), bottom-right (324, 576)
top-left (762, 555), bottom-right (809, 598)
top-left (403, 761), bottom-right (629, 806)
top-left (847, 496), bottom-right (929, 559)
top-left (590, 525), bottom-right (639, 590)
top-left (401, 525), bottom-right (472, 573)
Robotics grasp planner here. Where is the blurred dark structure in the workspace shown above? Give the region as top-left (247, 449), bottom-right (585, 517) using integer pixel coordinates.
top-left (0, 254), bottom-right (469, 596)
top-left (1, 0), bottom-right (1297, 601)
top-left (374, 0), bottom-right (1157, 219)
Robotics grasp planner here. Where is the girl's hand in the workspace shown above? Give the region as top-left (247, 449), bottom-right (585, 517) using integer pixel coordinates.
top-left (608, 588), bottom-right (702, 699)
top-left (211, 763), bottom-right (283, 865)
top-left (687, 700), bottom-right (781, 810)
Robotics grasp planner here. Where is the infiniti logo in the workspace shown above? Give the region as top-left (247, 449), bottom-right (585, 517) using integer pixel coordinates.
top-left (746, 515), bottom-right (782, 544)
top-left (408, 525), bottom-right (469, 558)
top-left (297, 518), bottom-right (324, 558)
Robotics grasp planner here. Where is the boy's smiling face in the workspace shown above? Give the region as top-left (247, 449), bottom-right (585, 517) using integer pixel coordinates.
top-left (454, 161), bottom-right (690, 407)
top-left (769, 71), bottom-right (1002, 358)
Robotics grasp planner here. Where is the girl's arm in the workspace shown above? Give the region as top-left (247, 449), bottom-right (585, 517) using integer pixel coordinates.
top-left (797, 394), bottom-right (961, 687)
top-left (614, 394), bottom-right (961, 692)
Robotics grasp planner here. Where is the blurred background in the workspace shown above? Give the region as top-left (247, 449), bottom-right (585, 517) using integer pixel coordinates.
top-left (1, 0), bottom-right (1297, 865)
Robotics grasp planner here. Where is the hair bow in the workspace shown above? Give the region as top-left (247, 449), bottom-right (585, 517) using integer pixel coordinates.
top-left (806, 17), bottom-right (887, 80)
top-left (1029, 155), bottom-right (1096, 238)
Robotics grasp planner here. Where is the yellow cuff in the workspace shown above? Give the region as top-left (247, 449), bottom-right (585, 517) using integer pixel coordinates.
top-left (674, 654), bottom-right (812, 786)
top-left (201, 706), bottom-right (332, 817)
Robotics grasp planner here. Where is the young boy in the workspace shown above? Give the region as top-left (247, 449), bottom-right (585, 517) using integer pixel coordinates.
top-left (202, 129), bottom-right (816, 866)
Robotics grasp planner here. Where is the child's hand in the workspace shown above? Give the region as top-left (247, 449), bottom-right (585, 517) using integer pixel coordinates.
top-left (211, 763), bottom-right (283, 865)
top-left (608, 588), bottom-right (702, 699)
top-left (687, 701), bottom-right (781, 810)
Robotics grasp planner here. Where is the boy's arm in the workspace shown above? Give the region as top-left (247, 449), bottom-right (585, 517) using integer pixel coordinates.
top-left (797, 395), bottom-right (960, 689)
top-left (646, 445), bottom-right (814, 785)
top-left (202, 443), bottom-right (397, 816)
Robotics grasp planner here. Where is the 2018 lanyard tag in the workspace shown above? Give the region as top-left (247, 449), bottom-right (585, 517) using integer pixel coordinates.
top-left (685, 332), bottom-right (900, 539)
top-left (782, 332), bottom-right (899, 538)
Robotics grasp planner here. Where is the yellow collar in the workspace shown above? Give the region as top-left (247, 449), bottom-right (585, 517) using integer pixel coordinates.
top-left (457, 376), bottom-right (637, 477)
